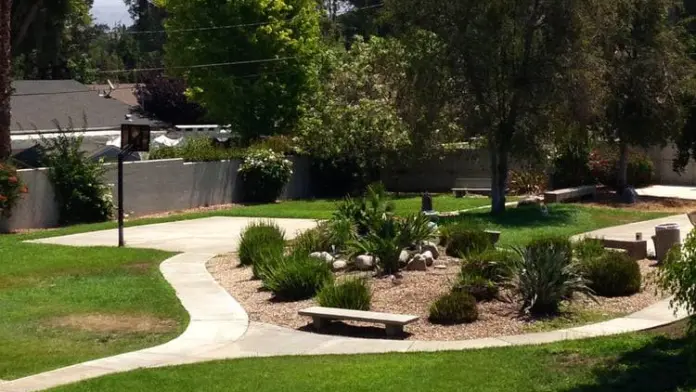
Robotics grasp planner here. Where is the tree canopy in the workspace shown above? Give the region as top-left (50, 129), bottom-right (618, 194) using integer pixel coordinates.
top-left (158, 0), bottom-right (322, 142)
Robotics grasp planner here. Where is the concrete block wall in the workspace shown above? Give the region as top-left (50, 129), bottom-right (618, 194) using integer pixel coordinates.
top-left (6, 156), bottom-right (312, 231)
top-left (648, 145), bottom-right (696, 185)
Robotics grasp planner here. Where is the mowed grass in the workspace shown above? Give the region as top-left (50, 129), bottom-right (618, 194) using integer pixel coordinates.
top-left (50, 321), bottom-right (696, 392)
top-left (441, 203), bottom-right (669, 247)
top-left (0, 232), bottom-right (187, 380)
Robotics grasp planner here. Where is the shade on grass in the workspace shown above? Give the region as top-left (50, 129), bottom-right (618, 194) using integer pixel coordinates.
top-left (49, 322), bottom-right (696, 392)
top-left (440, 204), bottom-right (668, 247)
top-left (0, 233), bottom-right (187, 380)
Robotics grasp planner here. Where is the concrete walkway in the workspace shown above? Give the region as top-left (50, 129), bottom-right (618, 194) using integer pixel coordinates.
top-left (2, 216), bottom-right (691, 392)
top-left (572, 214), bottom-right (692, 255)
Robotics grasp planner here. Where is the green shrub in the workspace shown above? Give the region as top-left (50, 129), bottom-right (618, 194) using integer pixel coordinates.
top-left (149, 136), bottom-right (244, 162)
top-left (527, 236), bottom-right (573, 264)
top-left (0, 162), bottom-right (28, 219)
top-left (444, 227), bottom-right (491, 257)
top-left (551, 143), bottom-right (592, 189)
top-left (462, 249), bottom-right (519, 283)
top-left (454, 275), bottom-right (498, 302)
top-left (583, 252), bottom-right (641, 297)
top-left (238, 221), bottom-right (285, 268)
top-left (260, 253), bottom-right (334, 301)
top-left (438, 220), bottom-right (482, 246)
top-left (509, 243), bottom-right (593, 315)
top-left (249, 135), bottom-right (296, 154)
top-left (317, 278), bottom-right (371, 310)
top-left (324, 218), bottom-right (356, 253)
top-left (589, 147), bottom-right (655, 189)
top-left (348, 213), bottom-right (435, 274)
top-left (334, 182), bottom-right (394, 236)
top-left (428, 290), bottom-right (479, 324)
top-left (40, 125), bottom-right (114, 225)
top-left (238, 149), bottom-right (293, 203)
top-left (657, 230), bottom-right (696, 333)
top-left (291, 226), bottom-right (332, 255)
top-left (574, 237), bottom-right (606, 262)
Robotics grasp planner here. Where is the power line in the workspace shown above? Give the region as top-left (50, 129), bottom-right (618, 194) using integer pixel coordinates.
top-left (96, 56), bottom-right (296, 74)
top-left (118, 3), bottom-right (385, 35)
top-left (12, 71), bottom-right (293, 97)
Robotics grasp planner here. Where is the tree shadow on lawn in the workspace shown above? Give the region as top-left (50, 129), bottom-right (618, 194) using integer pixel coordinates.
top-left (562, 333), bottom-right (696, 392)
top-left (441, 205), bottom-right (576, 229)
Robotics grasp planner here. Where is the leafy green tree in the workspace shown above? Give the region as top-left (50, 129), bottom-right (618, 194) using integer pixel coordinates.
top-left (157, 0), bottom-right (322, 142)
top-left (598, 0), bottom-right (692, 190)
top-left (388, 0), bottom-right (600, 213)
top-left (0, 0), bottom-right (10, 160)
top-left (296, 35), bottom-right (458, 189)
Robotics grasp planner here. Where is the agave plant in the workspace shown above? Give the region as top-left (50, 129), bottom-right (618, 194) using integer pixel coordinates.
top-left (507, 243), bottom-right (594, 316)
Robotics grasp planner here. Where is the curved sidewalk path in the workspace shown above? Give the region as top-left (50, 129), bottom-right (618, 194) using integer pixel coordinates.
top-left (2, 215), bottom-right (691, 392)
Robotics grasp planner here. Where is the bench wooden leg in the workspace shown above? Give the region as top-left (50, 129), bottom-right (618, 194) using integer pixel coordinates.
top-left (312, 316), bottom-right (327, 330)
top-left (385, 324), bottom-right (403, 337)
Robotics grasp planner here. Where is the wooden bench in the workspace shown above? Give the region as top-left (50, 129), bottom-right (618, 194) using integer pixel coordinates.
top-left (543, 185), bottom-right (597, 203)
top-left (299, 306), bottom-right (419, 336)
top-left (452, 177), bottom-right (492, 197)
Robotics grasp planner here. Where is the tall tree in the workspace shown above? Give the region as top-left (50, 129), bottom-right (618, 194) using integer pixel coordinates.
top-left (0, 0), bottom-right (10, 160)
top-left (158, 0), bottom-right (322, 142)
top-left (388, 0), bottom-right (599, 214)
top-left (599, 0), bottom-right (691, 190)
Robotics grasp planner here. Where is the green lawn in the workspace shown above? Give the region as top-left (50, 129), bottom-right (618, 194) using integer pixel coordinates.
top-left (50, 321), bottom-right (696, 392)
top-left (0, 197), bottom-right (672, 381)
top-left (441, 204), bottom-right (669, 247)
top-left (0, 232), bottom-right (188, 380)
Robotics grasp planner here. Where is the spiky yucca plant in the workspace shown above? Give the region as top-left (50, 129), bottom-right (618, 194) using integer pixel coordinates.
top-left (507, 243), bottom-right (594, 315)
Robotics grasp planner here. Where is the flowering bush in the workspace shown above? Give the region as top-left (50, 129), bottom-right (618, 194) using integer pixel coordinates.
top-left (0, 162), bottom-right (28, 219)
top-left (589, 148), bottom-right (655, 189)
top-left (238, 149), bottom-right (293, 203)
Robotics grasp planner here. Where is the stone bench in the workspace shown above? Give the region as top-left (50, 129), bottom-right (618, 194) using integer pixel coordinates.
top-left (544, 185), bottom-right (596, 203)
top-left (299, 306), bottom-right (419, 336)
top-left (452, 177), bottom-right (492, 197)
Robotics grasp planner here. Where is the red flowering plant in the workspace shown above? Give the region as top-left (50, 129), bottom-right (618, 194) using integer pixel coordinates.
top-left (0, 162), bottom-right (28, 218)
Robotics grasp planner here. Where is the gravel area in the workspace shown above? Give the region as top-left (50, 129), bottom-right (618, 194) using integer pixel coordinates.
top-left (208, 255), bottom-right (666, 341)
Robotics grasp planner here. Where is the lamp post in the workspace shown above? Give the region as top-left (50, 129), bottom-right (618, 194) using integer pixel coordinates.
top-left (118, 123), bottom-right (151, 247)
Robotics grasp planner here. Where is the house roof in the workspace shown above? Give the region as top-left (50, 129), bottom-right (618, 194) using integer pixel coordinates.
top-left (11, 80), bottom-right (158, 133)
top-left (89, 83), bottom-right (139, 106)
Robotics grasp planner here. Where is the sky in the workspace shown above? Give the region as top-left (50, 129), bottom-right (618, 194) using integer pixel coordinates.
top-left (92, 0), bottom-right (133, 26)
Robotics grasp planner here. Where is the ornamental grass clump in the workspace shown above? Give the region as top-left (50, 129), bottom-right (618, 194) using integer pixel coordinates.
top-left (317, 278), bottom-right (371, 310)
top-left (260, 253), bottom-right (334, 301)
top-left (238, 221), bottom-right (286, 271)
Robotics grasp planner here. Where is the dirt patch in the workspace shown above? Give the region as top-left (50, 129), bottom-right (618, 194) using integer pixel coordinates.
top-left (580, 190), bottom-right (696, 213)
top-left (132, 204), bottom-right (242, 220)
top-left (208, 254), bottom-right (666, 341)
top-left (49, 313), bottom-right (177, 334)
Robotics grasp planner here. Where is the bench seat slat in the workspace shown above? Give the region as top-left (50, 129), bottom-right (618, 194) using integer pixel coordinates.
top-left (299, 307), bottom-right (419, 325)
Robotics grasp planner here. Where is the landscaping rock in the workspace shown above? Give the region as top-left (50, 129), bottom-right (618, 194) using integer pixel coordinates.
top-left (620, 187), bottom-right (638, 204)
top-left (355, 255), bottom-right (375, 270)
top-left (433, 262), bottom-right (447, 270)
top-left (422, 250), bottom-right (435, 267)
top-left (332, 259), bottom-right (348, 271)
top-left (421, 241), bottom-right (439, 259)
top-left (399, 249), bottom-right (411, 265)
top-left (311, 251), bottom-right (334, 264)
top-left (517, 196), bottom-right (543, 208)
top-left (427, 222), bottom-right (439, 232)
top-left (405, 254), bottom-right (428, 271)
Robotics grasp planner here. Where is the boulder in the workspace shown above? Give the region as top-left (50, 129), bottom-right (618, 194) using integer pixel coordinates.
top-left (433, 263), bottom-right (447, 270)
top-left (620, 187), bottom-right (638, 204)
top-left (421, 241), bottom-right (439, 259)
top-left (517, 196), bottom-right (543, 208)
top-left (405, 254), bottom-right (428, 271)
top-left (332, 259), bottom-right (348, 271)
top-left (427, 222), bottom-right (439, 232)
top-left (399, 249), bottom-right (411, 265)
top-left (355, 255), bottom-right (375, 270)
top-left (311, 251), bottom-right (334, 263)
top-left (422, 250), bottom-right (435, 267)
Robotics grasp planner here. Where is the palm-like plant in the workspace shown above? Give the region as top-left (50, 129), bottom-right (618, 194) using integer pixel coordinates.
top-left (507, 243), bottom-right (594, 316)
top-left (348, 212), bottom-right (435, 275)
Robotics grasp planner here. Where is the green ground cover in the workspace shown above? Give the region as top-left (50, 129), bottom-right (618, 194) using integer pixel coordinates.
top-left (50, 321), bottom-right (696, 392)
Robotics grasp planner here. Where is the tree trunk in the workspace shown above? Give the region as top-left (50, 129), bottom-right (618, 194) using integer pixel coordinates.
top-left (616, 140), bottom-right (629, 191)
top-left (0, 0), bottom-right (11, 161)
top-left (489, 131), bottom-right (510, 215)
